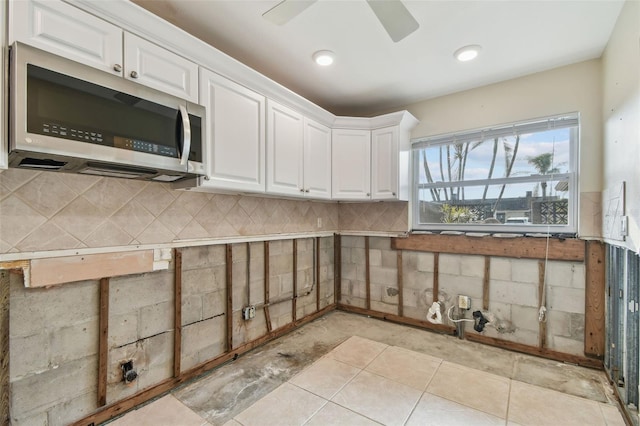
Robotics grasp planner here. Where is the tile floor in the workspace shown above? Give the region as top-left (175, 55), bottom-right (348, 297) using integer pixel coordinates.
top-left (110, 335), bottom-right (626, 426)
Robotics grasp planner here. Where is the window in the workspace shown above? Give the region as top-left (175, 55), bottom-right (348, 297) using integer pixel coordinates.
top-left (411, 114), bottom-right (578, 233)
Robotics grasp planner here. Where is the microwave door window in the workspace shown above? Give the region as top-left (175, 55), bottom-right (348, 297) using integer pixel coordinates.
top-left (26, 64), bottom-right (181, 159)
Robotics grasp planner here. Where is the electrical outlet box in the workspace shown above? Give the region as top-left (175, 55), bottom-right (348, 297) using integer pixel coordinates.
top-left (242, 305), bottom-right (256, 320)
top-left (458, 295), bottom-right (471, 310)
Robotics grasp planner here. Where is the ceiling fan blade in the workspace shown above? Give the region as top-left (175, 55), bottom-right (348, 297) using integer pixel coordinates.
top-left (263, 0), bottom-right (318, 26)
top-left (366, 0), bottom-right (420, 42)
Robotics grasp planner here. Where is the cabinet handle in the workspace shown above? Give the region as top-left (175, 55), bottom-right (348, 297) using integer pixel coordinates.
top-left (366, 193), bottom-right (370, 196)
top-left (113, 64), bottom-right (122, 73)
top-left (300, 188), bottom-right (304, 192)
top-left (392, 192), bottom-right (396, 196)
top-left (130, 70), bottom-right (139, 79)
top-left (305, 189), bottom-right (310, 193)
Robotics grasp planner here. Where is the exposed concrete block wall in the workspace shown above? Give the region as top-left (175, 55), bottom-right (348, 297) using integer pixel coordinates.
top-left (108, 270), bottom-right (175, 403)
top-left (401, 251), bottom-right (435, 320)
top-left (545, 261), bottom-right (586, 354)
top-left (340, 237), bottom-right (587, 357)
top-left (8, 236), bottom-right (335, 425)
top-left (9, 274), bottom-right (99, 425)
top-left (340, 236), bottom-right (367, 308)
top-left (369, 237), bottom-right (399, 315)
top-left (317, 236), bottom-right (336, 310)
top-left (181, 245), bottom-right (227, 371)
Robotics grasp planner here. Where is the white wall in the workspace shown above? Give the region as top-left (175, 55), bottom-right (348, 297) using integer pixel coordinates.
top-left (404, 59), bottom-right (603, 238)
top-left (602, 0), bottom-right (640, 253)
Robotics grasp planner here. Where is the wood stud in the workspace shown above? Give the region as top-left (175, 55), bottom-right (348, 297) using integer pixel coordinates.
top-left (292, 239), bottom-right (297, 322)
top-left (433, 253), bottom-right (440, 303)
top-left (98, 277), bottom-right (109, 407)
top-left (315, 238), bottom-right (321, 312)
top-left (585, 240), bottom-right (606, 358)
top-left (483, 256), bottom-right (490, 311)
top-left (538, 260), bottom-right (547, 349)
top-left (365, 236), bottom-right (371, 310)
top-left (264, 241), bottom-right (272, 333)
top-left (397, 250), bottom-right (403, 317)
top-left (173, 249), bottom-right (182, 378)
top-left (225, 244), bottom-right (233, 352)
top-left (334, 234), bottom-right (341, 304)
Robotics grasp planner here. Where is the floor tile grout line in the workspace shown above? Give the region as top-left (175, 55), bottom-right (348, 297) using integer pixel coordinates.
top-left (505, 378), bottom-right (513, 425)
top-left (299, 396), bottom-right (330, 426)
top-left (423, 362), bottom-right (511, 421)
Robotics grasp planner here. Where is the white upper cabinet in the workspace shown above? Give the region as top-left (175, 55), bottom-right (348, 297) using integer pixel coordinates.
top-left (266, 101), bottom-right (332, 199)
top-left (200, 68), bottom-right (266, 193)
top-left (371, 126), bottom-right (399, 200)
top-left (10, 0), bottom-right (198, 102)
top-left (123, 33), bottom-right (198, 102)
top-left (266, 100), bottom-right (304, 196)
top-left (332, 129), bottom-right (371, 200)
top-left (303, 118), bottom-right (332, 199)
top-left (9, 0), bottom-right (123, 75)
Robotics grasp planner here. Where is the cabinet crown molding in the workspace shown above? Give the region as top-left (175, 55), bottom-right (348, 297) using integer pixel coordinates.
top-left (332, 110), bottom-right (419, 131)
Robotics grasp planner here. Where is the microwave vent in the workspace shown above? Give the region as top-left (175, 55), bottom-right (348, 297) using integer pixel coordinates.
top-left (18, 158), bottom-right (67, 170)
top-left (79, 163), bottom-right (157, 179)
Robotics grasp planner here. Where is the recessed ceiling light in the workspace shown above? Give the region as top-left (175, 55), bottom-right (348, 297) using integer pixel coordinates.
top-left (313, 50), bottom-right (335, 66)
top-left (454, 45), bottom-right (482, 62)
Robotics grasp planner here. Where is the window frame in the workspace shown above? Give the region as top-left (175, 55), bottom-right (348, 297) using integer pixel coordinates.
top-left (410, 113), bottom-right (580, 234)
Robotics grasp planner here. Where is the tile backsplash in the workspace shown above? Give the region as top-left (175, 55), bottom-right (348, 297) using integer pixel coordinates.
top-left (0, 169), bottom-right (408, 254)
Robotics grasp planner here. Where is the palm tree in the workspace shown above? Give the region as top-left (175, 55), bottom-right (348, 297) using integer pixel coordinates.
top-left (493, 135), bottom-right (521, 212)
top-left (527, 152), bottom-right (560, 199)
top-left (482, 138), bottom-right (499, 201)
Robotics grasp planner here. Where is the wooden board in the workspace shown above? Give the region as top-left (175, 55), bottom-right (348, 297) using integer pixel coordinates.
top-left (173, 249), bottom-right (182, 378)
top-left (226, 245), bottom-right (233, 352)
top-left (392, 234), bottom-right (585, 262)
top-left (98, 278), bottom-right (109, 407)
top-left (466, 333), bottom-right (602, 369)
top-left (315, 238), bottom-right (320, 312)
top-left (397, 251), bottom-right (403, 317)
top-left (365, 237), bottom-right (370, 310)
top-left (584, 241), bottom-right (606, 358)
top-left (334, 234), bottom-right (341, 303)
top-left (482, 256), bottom-right (490, 310)
top-left (538, 260), bottom-right (547, 349)
top-left (292, 240), bottom-right (297, 322)
top-left (30, 250), bottom-right (154, 287)
top-left (338, 304), bottom-right (455, 335)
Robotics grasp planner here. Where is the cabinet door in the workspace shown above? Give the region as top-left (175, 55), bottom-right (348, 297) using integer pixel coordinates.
top-left (9, 0), bottom-right (123, 75)
top-left (124, 33), bottom-right (198, 103)
top-left (266, 100), bottom-right (304, 196)
top-left (371, 126), bottom-right (399, 200)
top-left (304, 119), bottom-right (332, 199)
top-left (200, 68), bottom-right (265, 193)
top-left (332, 129), bottom-right (371, 200)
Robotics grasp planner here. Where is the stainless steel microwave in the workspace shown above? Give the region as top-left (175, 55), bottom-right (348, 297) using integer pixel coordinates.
top-left (9, 42), bottom-right (206, 181)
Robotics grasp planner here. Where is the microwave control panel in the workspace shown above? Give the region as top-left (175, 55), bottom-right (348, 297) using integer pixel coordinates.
top-left (33, 122), bottom-right (178, 158)
top-left (113, 136), bottom-right (177, 158)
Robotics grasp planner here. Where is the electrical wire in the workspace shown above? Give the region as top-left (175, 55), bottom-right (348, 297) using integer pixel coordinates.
top-left (447, 305), bottom-right (475, 323)
top-left (538, 134), bottom-right (557, 323)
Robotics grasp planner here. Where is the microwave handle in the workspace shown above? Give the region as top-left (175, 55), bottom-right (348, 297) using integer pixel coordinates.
top-left (179, 105), bottom-right (191, 166)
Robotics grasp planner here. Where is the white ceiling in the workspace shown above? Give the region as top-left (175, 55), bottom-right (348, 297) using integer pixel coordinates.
top-left (131, 0), bottom-right (624, 116)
